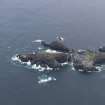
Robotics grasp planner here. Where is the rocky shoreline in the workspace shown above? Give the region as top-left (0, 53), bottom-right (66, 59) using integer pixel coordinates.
top-left (12, 36), bottom-right (105, 72)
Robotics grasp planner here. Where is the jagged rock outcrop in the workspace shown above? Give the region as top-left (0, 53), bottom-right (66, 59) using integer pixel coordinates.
top-left (33, 36), bottom-right (72, 53)
top-left (17, 52), bottom-right (71, 69)
top-left (72, 51), bottom-right (97, 72)
top-left (13, 36), bottom-right (105, 72)
top-left (72, 51), bottom-right (105, 72)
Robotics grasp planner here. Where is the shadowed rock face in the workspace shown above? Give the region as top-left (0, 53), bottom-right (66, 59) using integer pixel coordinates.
top-left (93, 53), bottom-right (105, 65)
top-left (98, 46), bottom-right (105, 52)
top-left (38, 36), bottom-right (70, 53)
top-left (17, 52), bottom-right (71, 68)
top-left (41, 41), bottom-right (70, 53)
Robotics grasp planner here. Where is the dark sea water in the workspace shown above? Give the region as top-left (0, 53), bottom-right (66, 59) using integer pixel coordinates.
top-left (0, 0), bottom-right (105, 105)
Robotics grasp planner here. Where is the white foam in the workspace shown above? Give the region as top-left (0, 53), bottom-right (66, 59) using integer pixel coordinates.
top-left (45, 49), bottom-right (61, 53)
top-left (26, 61), bottom-right (31, 66)
top-left (38, 47), bottom-right (43, 50)
top-left (11, 54), bottom-right (104, 73)
top-left (11, 55), bottom-right (21, 62)
top-left (70, 62), bottom-right (75, 71)
top-left (46, 66), bottom-right (53, 71)
top-left (11, 54), bottom-right (69, 71)
top-left (38, 76), bottom-right (56, 84)
top-left (72, 67), bottom-right (75, 71)
top-left (11, 55), bottom-right (31, 65)
top-left (32, 39), bottom-right (43, 43)
top-left (77, 66), bottom-right (102, 72)
top-left (69, 61), bottom-right (103, 72)
top-left (78, 69), bottom-right (83, 72)
top-left (32, 64), bottom-right (43, 71)
top-left (61, 62), bottom-right (69, 66)
top-left (11, 54), bottom-right (54, 71)
top-left (32, 64), bottom-right (53, 71)
top-left (95, 66), bottom-right (103, 72)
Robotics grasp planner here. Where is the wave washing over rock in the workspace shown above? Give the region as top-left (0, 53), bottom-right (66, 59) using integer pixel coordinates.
top-left (11, 38), bottom-right (105, 84)
top-left (11, 53), bottom-right (105, 84)
top-left (38, 74), bottom-right (56, 84)
top-left (11, 54), bottom-right (53, 71)
top-left (11, 52), bottom-right (70, 84)
top-left (11, 51), bottom-right (104, 73)
top-left (11, 55), bottom-right (56, 84)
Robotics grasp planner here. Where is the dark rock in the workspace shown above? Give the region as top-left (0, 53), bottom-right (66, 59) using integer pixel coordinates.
top-left (35, 36), bottom-right (71, 53)
top-left (17, 52), bottom-right (71, 69)
top-left (17, 54), bottom-right (36, 62)
top-left (41, 41), bottom-right (70, 53)
top-left (93, 53), bottom-right (105, 65)
top-left (98, 46), bottom-right (105, 52)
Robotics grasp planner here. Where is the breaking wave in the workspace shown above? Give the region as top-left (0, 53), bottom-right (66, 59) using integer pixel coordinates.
top-left (11, 54), bottom-right (104, 73)
top-left (11, 53), bottom-right (69, 71)
top-left (11, 54), bottom-right (54, 71)
top-left (11, 50), bottom-right (105, 84)
top-left (38, 74), bottom-right (56, 84)
top-left (70, 62), bottom-right (104, 72)
top-left (11, 54), bottom-right (69, 84)
top-left (11, 54), bottom-right (57, 84)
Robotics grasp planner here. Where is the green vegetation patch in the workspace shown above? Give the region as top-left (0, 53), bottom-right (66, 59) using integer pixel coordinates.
top-left (85, 51), bottom-right (96, 61)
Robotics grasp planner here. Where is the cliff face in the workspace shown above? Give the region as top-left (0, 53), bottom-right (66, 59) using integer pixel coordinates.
top-left (72, 51), bottom-right (97, 71)
top-left (72, 51), bottom-right (105, 72)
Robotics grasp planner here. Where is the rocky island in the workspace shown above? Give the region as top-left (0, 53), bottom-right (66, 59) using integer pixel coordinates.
top-left (12, 36), bottom-right (105, 72)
